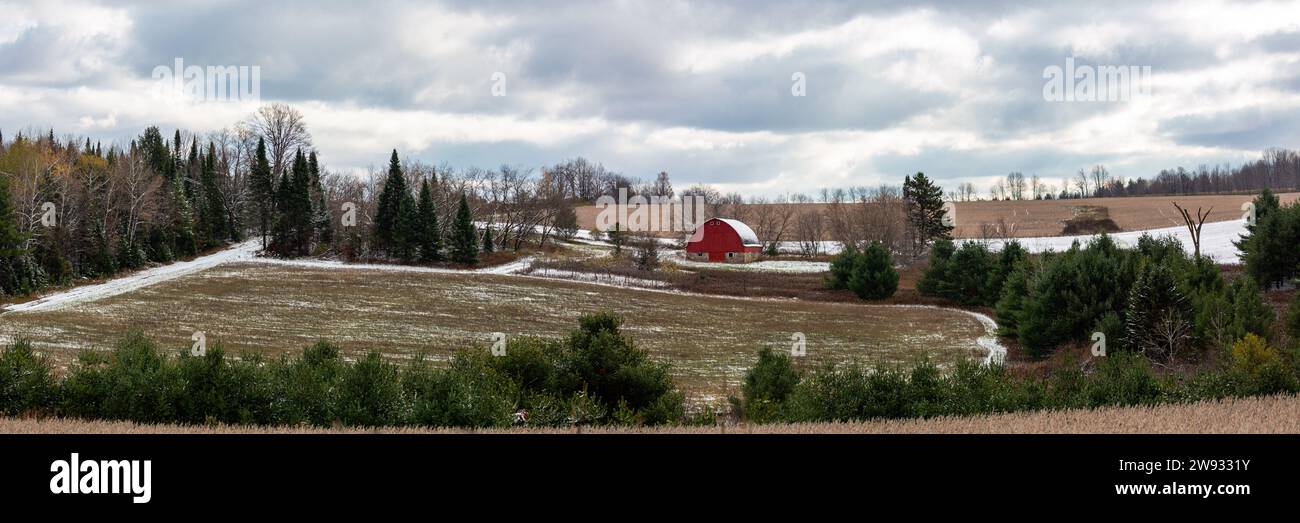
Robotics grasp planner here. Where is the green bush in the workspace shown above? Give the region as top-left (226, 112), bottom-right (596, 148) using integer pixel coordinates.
top-left (268, 340), bottom-right (344, 426)
top-left (828, 242), bottom-right (899, 300)
top-left (0, 340), bottom-right (57, 416)
top-left (740, 347), bottom-right (800, 422)
top-left (176, 346), bottom-right (273, 425)
top-left (403, 354), bottom-right (515, 428)
top-left (60, 331), bottom-right (184, 423)
top-left (848, 242), bottom-right (899, 300)
top-left (334, 352), bottom-right (404, 427)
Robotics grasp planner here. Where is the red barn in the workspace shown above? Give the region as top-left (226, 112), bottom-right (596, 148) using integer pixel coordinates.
top-left (685, 218), bottom-right (762, 262)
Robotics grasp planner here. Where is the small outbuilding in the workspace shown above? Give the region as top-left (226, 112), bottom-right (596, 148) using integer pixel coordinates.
top-left (685, 218), bottom-right (762, 262)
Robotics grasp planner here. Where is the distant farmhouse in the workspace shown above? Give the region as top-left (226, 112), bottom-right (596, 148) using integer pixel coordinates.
top-left (685, 218), bottom-right (762, 262)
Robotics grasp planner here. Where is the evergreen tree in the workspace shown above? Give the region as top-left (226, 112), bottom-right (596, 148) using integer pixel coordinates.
top-left (393, 189), bottom-right (418, 263)
top-left (847, 242), bottom-right (899, 300)
top-left (903, 172), bottom-right (953, 251)
top-left (288, 150), bottom-right (313, 255)
top-left (826, 243), bottom-right (861, 290)
top-left (416, 179), bottom-right (441, 262)
top-left (1238, 199), bottom-right (1300, 289)
top-left (481, 227), bottom-right (494, 254)
top-left (0, 172), bottom-right (31, 295)
top-left (1125, 263), bottom-right (1195, 360)
top-left (200, 142), bottom-right (230, 246)
top-left (270, 171), bottom-right (293, 255)
top-left (249, 138), bottom-right (274, 248)
top-left (373, 150), bottom-right (407, 254)
top-left (308, 152), bottom-right (331, 245)
top-left (450, 193), bottom-right (478, 265)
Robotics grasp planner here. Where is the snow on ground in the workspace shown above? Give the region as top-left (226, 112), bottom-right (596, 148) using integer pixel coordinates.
top-left (771, 220), bottom-right (1248, 263)
top-left (248, 255), bottom-right (537, 275)
top-left (969, 219), bottom-right (1248, 264)
top-left (525, 267), bottom-right (671, 288)
top-left (669, 256), bottom-right (830, 273)
top-left (2, 240), bottom-right (262, 315)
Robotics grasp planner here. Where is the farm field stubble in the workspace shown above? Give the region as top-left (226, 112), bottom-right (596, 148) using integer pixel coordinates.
top-left (5, 394), bottom-right (1295, 434)
top-left (0, 262), bottom-right (989, 406)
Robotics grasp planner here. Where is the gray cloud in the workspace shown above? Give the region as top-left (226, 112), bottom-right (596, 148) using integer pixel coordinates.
top-left (2, 0), bottom-right (1298, 195)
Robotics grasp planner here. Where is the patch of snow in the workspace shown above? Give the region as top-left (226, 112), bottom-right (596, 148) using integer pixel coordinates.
top-left (249, 255), bottom-right (535, 275)
top-left (670, 256), bottom-right (830, 273)
top-left (969, 219), bottom-right (1248, 264)
top-left (3, 240), bottom-right (261, 314)
top-left (526, 267), bottom-right (670, 288)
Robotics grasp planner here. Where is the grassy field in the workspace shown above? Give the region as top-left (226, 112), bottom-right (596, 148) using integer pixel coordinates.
top-left (5, 394), bottom-right (1294, 434)
top-left (0, 261), bottom-right (990, 406)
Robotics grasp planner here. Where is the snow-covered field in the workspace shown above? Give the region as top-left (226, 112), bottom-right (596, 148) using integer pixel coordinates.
top-left (969, 218), bottom-right (1248, 263)
top-left (669, 256), bottom-right (831, 273)
top-left (770, 220), bottom-right (1248, 263)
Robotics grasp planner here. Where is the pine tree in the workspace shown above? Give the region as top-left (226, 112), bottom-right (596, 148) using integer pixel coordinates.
top-left (450, 193), bottom-right (478, 265)
top-left (0, 171), bottom-right (30, 295)
top-left (200, 142), bottom-right (230, 246)
top-left (847, 242), bottom-right (899, 300)
top-left (249, 138), bottom-right (274, 248)
top-left (482, 227), bottom-right (494, 254)
top-left (270, 171), bottom-right (293, 255)
top-left (416, 179), bottom-right (441, 262)
top-left (393, 190), bottom-right (418, 262)
top-left (903, 172), bottom-right (953, 253)
top-left (373, 150), bottom-right (407, 254)
top-left (1125, 263), bottom-right (1195, 360)
top-left (289, 150), bottom-right (313, 255)
top-left (308, 152), bottom-right (331, 245)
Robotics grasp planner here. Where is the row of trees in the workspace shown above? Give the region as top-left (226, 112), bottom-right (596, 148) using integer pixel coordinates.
top-left (1, 104), bottom-right (627, 296)
top-left (919, 234), bottom-right (1276, 361)
top-left (0, 126), bottom-right (246, 296)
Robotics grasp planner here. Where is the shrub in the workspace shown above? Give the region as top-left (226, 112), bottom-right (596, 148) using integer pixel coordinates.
top-left (1287, 294), bottom-right (1300, 345)
top-left (334, 352), bottom-right (404, 427)
top-left (919, 240), bottom-right (1018, 306)
top-left (554, 312), bottom-right (682, 424)
top-left (1229, 334), bottom-right (1297, 395)
top-left (740, 348), bottom-right (800, 422)
top-left (60, 331), bottom-right (184, 423)
top-left (269, 340), bottom-right (345, 426)
top-left (0, 340), bottom-right (57, 416)
top-left (176, 346), bottom-right (273, 425)
top-left (826, 243), bottom-right (860, 290)
top-left (404, 354), bottom-right (515, 428)
top-left (847, 242), bottom-right (899, 300)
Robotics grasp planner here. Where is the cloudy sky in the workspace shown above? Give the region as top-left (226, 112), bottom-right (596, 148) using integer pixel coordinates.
top-left (2, 0), bottom-right (1299, 195)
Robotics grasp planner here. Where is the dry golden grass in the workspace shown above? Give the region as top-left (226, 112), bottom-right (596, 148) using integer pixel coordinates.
top-left (0, 262), bottom-right (989, 405)
top-left (577, 192), bottom-right (1300, 239)
top-left (5, 394), bottom-right (1296, 434)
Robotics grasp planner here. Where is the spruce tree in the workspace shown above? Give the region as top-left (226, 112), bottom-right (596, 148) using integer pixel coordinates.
top-left (903, 172), bottom-right (953, 252)
top-left (200, 142), bottom-right (230, 245)
top-left (482, 227), bottom-right (494, 254)
top-left (393, 190), bottom-right (418, 263)
top-left (451, 193), bottom-right (478, 264)
top-left (373, 150), bottom-right (407, 254)
top-left (288, 150), bottom-right (314, 255)
top-left (249, 138), bottom-right (274, 248)
top-left (308, 152), bottom-right (331, 245)
top-left (0, 172), bottom-right (29, 295)
top-left (416, 179), bottom-right (441, 262)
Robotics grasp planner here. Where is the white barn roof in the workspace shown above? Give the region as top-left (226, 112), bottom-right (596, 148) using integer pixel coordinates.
top-left (717, 218), bottom-right (761, 247)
